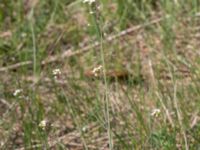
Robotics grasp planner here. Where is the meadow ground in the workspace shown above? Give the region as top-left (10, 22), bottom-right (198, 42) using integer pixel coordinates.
top-left (0, 0), bottom-right (200, 149)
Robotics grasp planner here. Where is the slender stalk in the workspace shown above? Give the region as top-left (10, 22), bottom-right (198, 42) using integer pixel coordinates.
top-left (29, 8), bottom-right (37, 78)
top-left (100, 28), bottom-right (113, 150)
top-left (91, 3), bottom-right (113, 149)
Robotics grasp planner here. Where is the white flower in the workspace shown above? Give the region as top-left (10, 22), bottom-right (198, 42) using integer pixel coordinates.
top-left (83, 0), bottom-right (96, 5)
top-left (151, 108), bottom-right (161, 117)
top-left (82, 126), bottom-right (87, 132)
top-left (92, 65), bottom-right (102, 76)
top-left (39, 120), bottom-right (47, 130)
top-left (52, 68), bottom-right (61, 75)
top-left (52, 68), bottom-right (61, 79)
top-left (13, 89), bottom-right (23, 96)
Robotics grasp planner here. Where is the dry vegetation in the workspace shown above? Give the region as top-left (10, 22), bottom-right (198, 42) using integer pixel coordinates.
top-left (0, 0), bottom-right (200, 149)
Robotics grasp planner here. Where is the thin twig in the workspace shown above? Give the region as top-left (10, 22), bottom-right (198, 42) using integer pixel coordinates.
top-left (0, 61), bottom-right (32, 72)
top-left (0, 17), bottom-right (165, 72)
top-left (0, 98), bottom-right (11, 108)
top-left (42, 17), bottom-right (165, 64)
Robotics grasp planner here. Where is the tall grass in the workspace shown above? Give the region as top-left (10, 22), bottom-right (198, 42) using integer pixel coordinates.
top-left (0, 0), bottom-right (200, 149)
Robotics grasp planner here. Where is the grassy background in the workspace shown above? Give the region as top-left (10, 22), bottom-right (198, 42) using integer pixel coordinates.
top-left (0, 0), bottom-right (200, 149)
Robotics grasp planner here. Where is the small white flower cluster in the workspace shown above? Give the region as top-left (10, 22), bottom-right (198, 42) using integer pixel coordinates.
top-left (52, 68), bottom-right (61, 75)
top-left (39, 120), bottom-right (47, 130)
top-left (151, 108), bottom-right (161, 117)
top-left (52, 68), bottom-right (61, 79)
top-left (13, 89), bottom-right (23, 97)
top-left (83, 0), bottom-right (96, 5)
top-left (92, 65), bottom-right (102, 76)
